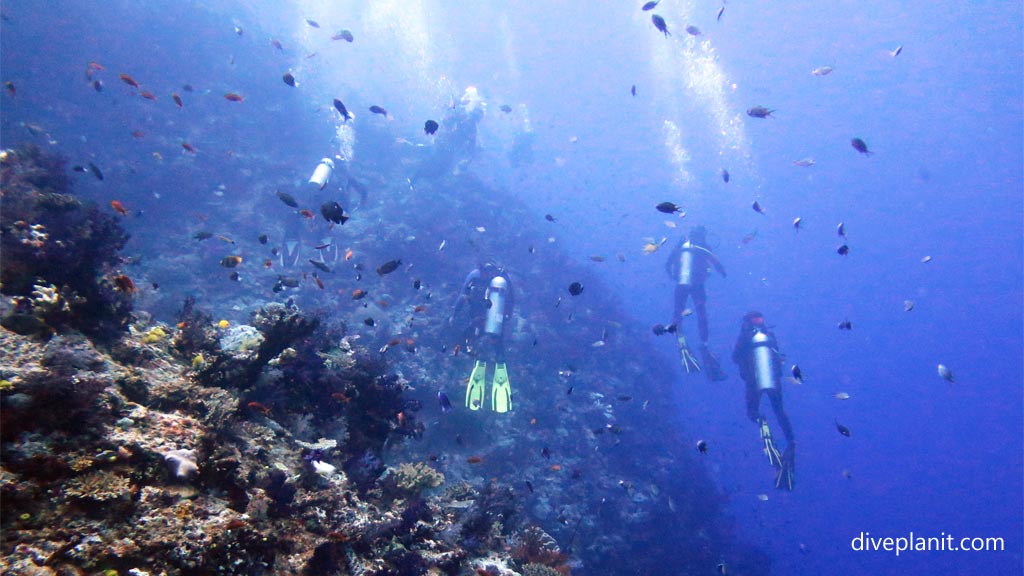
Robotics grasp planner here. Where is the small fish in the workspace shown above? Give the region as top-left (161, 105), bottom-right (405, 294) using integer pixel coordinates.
top-left (139, 90), bottom-right (157, 101)
top-left (812, 66), bottom-right (834, 76)
top-left (696, 440), bottom-right (708, 454)
top-left (835, 420), bottom-right (851, 437)
top-left (792, 157), bottom-right (816, 167)
top-left (309, 259), bottom-right (331, 273)
top-left (790, 365), bottom-right (804, 384)
top-left (890, 45), bottom-right (903, 57)
top-left (741, 230), bottom-right (758, 244)
top-left (282, 73), bottom-right (296, 87)
top-left (72, 165), bottom-right (87, 173)
top-left (93, 80), bottom-right (103, 92)
top-left (752, 200), bottom-right (766, 215)
top-left (837, 244), bottom-right (849, 256)
top-left (110, 200), bottom-right (129, 216)
top-left (631, 84), bottom-right (636, 96)
top-left (541, 447), bottom-right (551, 459)
top-left (837, 222), bottom-right (846, 237)
top-left (4, 81), bottom-right (15, 96)
top-left (499, 104), bottom-right (512, 113)
top-left (352, 289), bottom-right (367, 300)
top-left (590, 255), bottom-right (605, 262)
top-left (193, 231), bottom-right (213, 241)
top-left (331, 29), bottom-right (354, 42)
top-left (305, 18), bottom-right (320, 28)
top-left (717, 6), bottom-right (725, 22)
top-left (363, 317), bottom-right (375, 327)
top-left (172, 93), bottom-right (183, 108)
top-left (234, 25), bottom-right (243, 36)
top-left (376, 259), bottom-right (401, 276)
top-left (685, 25), bottom-right (701, 36)
top-left (438, 391), bottom-right (453, 413)
top-left (837, 319), bottom-right (852, 330)
top-left (903, 300), bottom-right (914, 312)
top-left (131, 130), bottom-right (144, 138)
top-left (88, 162), bottom-right (104, 181)
top-left (851, 138), bottom-right (872, 155)
top-left (181, 142), bottom-right (196, 153)
top-left (656, 201), bottom-right (683, 214)
top-left (320, 201), bottom-right (348, 224)
top-left (641, 0), bottom-right (659, 10)
top-left (369, 105), bottom-right (388, 116)
top-left (424, 119), bottom-right (439, 135)
top-left (937, 364), bottom-right (955, 384)
top-left (466, 456), bottom-right (483, 464)
top-left (568, 282), bottom-right (584, 296)
top-left (617, 395), bottom-right (632, 402)
top-left (793, 217), bottom-right (803, 230)
top-left (544, 214), bottom-right (557, 222)
top-left (119, 73), bottom-right (140, 88)
top-left (721, 168), bottom-right (730, 183)
top-left (182, 84), bottom-right (194, 92)
top-left (834, 392), bottom-right (850, 400)
top-left (747, 106), bottom-right (774, 118)
top-left (258, 234), bottom-right (268, 245)
top-left (271, 39), bottom-right (284, 50)
top-left (220, 255), bottom-right (243, 268)
top-left (651, 14), bottom-right (670, 37)
top-left (756, 494), bottom-right (769, 502)
top-left (525, 480), bottom-right (534, 493)
top-left (437, 239), bottom-right (446, 252)
top-left (921, 255), bottom-right (932, 263)
top-left (333, 98), bottom-right (352, 121)
top-left (276, 190), bottom-right (299, 207)
top-left (224, 92), bottom-right (244, 102)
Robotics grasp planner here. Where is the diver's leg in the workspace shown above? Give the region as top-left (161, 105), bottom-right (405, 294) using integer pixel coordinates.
top-left (694, 284), bottom-right (709, 344)
top-left (768, 390), bottom-right (796, 446)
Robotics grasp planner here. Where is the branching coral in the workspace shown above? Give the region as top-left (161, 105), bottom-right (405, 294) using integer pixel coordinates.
top-left (393, 462), bottom-right (445, 494)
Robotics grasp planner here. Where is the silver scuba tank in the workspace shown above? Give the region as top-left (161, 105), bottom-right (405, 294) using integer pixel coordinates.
top-left (678, 241), bottom-right (694, 286)
top-left (308, 158), bottom-right (335, 190)
top-left (751, 330), bottom-right (778, 391)
top-left (484, 276), bottom-right (507, 335)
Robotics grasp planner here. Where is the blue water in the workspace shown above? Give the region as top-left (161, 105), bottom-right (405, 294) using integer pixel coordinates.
top-left (2, 1), bottom-right (1021, 574)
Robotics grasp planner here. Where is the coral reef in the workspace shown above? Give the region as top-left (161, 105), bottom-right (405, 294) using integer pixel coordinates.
top-left (392, 462), bottom-right (446, 495)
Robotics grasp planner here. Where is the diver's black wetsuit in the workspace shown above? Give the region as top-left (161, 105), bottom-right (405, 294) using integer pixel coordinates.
top-left (450, 265), bottom-right (514, 362)
top-left (732, 320), bottom-right (795, 446)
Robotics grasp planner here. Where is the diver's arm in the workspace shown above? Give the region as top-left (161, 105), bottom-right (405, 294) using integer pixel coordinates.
top-left (707, 252), bottom-right (726, 277)
top-left (450, 269), bottom-right (479, 320)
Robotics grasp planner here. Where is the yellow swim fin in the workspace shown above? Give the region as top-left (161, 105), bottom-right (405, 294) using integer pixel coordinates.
top-left (491, 362), bottom-right (512, 413)
top-left (466, 360), bottom-right (487, 410)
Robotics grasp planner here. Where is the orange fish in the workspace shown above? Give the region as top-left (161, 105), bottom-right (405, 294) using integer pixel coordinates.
top-left (352, 289), bottom-right (366, 300)
top-left (119, 73), bottom-right (139, 88)
top-left (453, 344), bottom-right (461, 356)
top-left (344, 249), bottom-right (354, 261)
top-left (131, 130), bottom-right (145, 138)
top-left (110, 200), bottom-right (129, 216)
top-left (330, 392), bottom-right (351, 403)
top-left (181, 142), bottom-right (196, 153)
top-left (246, 401), bottom-right (271, 416)
top-left (549, 464), bottom-right (562, 472)
top-left (298, 209), bottom-right (314, 219)
top-left (466, 456), bottom-right (483, 464)
top-left (172, 93), bottom-right (183, 108)
top-left (263, 259), bottom-right (273, 269)
top-left (139, 90), bottom-right (157, 100)
top-left (413, 305), bottom-right (428, 313)
top-left (87, 61), bottom-right (105, 72)
top-left (112, 274), bottom-right (136, 294)
top-left (224, 93), bottom-right (244, 102)
top-left (387, 338), bottom-right (401, 347)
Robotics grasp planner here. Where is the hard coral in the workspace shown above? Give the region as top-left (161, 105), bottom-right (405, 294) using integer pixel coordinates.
top-left (393, 462), bottom-right (445, 494)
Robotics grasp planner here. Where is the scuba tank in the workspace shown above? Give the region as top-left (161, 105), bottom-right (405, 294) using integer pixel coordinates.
top-left (484, 276), bottom-right (508, 335)
top-left (308, 158), bottom-right (335, 190)
top-left (678, 241), bottom-right (695, 285)
top-left (751, 329), bottom-right (778, 391)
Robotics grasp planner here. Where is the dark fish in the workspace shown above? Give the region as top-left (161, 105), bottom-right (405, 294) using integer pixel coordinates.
top-left (376, 259), bottom-right (401, 276)
top-left (193, 231), bottom-right (213, 241)
top-left (271, 39), bottom-right (283, 50)
top-left (696, 439), bottom-right (708, 454)
top-left (850, 138), bottom-right (872, 155)
top-left (837, 222), bottom-right (846, 237)
top-left (221, 255), bottom-right (243, 268)
top-left (333, 98), bottom-right (352, 121)
top-left (567, 386), bottom-right (574, 396)
top-left (752, 200), bottom-right (766, 214)
top-left (424, 119), bottom-right (439, 135)
top-left (499, 104), bottom-right (512, 113)
top-left (545, 214), bottom-right (556, 222)
top-left (305, 18), bottom-right (320, 28)
top-left (438, 391), bottom-right (453, 413)
top-left (651, 14), bottom-right (670, 36)
top-left (656, 201), bottom-right (682, 214)
top-left (837, 244), bottom-right (849, 256)
top-left (525, 480), bottom-right (534, 493)
top-left (258, 234), bottom-right (268, 245)
top-left (835, 420), bottom-right (851, 437)
top-left (642, 1), bottom-right (659, 11)
top-left (363, 317), bottom-right (376, 327)
top-left (229, 271), bottom-right (240, 282)
top-left (837, 319), bottom-right (852, 330)
top-left (369, 105), bottom-right (388, 116)
top-left (72, 165), bottom-right (87, 173)
top-left (890, 45), bottom-right (903, 57)
top-left (791, 365), bottom-right (803, 384)
top-left (747, 106), bottom-right (774, 118)
top-left (172, 93), bottom-right (183, 108)
top-left (282, 73), bottom-right (296, 87)
top-left (717, 6), bottom-right (725, 21)
top-left (331, 29), bottom-right (354, 42)
top-left (309, 259), bottom-right (331, 273)
top-left (276, 276), bottom-right (300, 289)
top-left (631, 84), bottom-right (636, 96)
top-left (541, 447), bottom-right (551, 459)
top-left (88, 162), bottom-right (103, 181)
top-left (568, 282), bottom-right (584, 296)
top-left (320, 201), bottom-right (349, 224)
top-left (721, 168), bottom-right (730, 183)
top-left (617, 395), bottom-right (632, 402)
top-left (685, 25), bottom-right (701, 36)
top-left (276, 190), bottom-right (299, 207)
top-left (182, 84), bottom-right (194, 92)
top-left (92, 80), bottom-right (103, 92)
top-left (3, 81), bottom-right (13, 96)
top-left (413, 279), bottom-right (422, 290)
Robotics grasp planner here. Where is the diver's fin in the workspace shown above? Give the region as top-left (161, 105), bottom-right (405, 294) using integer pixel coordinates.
top-left (491, 362), bottom-right (512, 413)
top-left (701, 345), bottom-right (727, 382)
top-left (775, 447), bottom-right (795, 491)
top-left (759, 418), bottom-right (783, 469)
top-left (677, 335), bottom-right (702, 374)
top-left (465, 361), bottom-right (487, 411)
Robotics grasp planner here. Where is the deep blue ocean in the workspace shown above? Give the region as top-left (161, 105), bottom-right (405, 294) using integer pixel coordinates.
top-left (2, 1), bottom-right (1021, 574)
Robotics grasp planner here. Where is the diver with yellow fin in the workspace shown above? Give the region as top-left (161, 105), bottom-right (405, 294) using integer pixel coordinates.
top-left (449, 262), bottom-right (515, 413)
top-left (732, 311), bottom-right (796, 491)
top-left (665, 225), bottom-right (728, 381)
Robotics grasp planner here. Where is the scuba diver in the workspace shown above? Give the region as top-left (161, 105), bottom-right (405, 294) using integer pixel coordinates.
top-left (731, 311), bottom-right (796, 491)
top-left (448, 262), bottom-right (514, 413)
top-left (664, 225), bottom-right (728, 381)
top-left (415, 86), bottom-right (486, 181)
